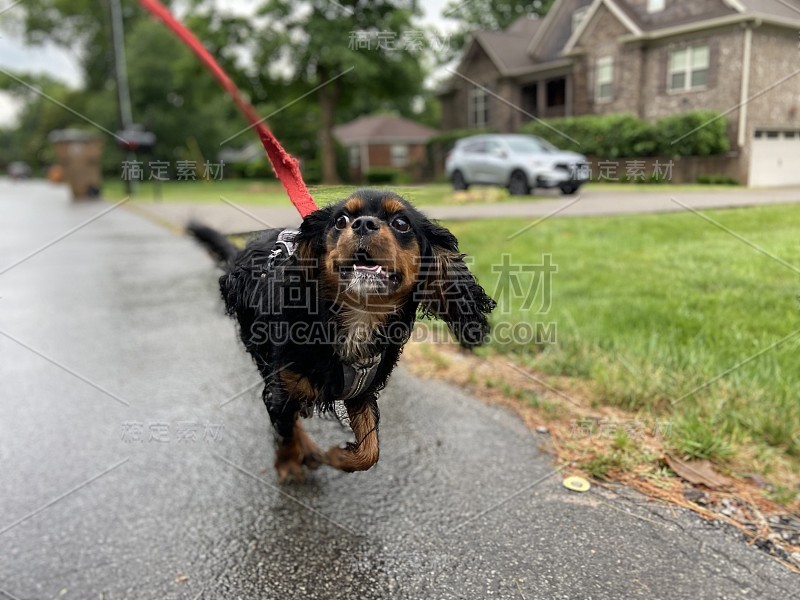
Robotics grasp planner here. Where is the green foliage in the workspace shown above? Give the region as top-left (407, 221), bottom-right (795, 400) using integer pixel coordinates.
top-left (365, 167), bottom-right (410, 184)
top-left (20, 0), bottom-right (119, 92)
top-left (656, 111), bottom-right (730, 157)
top-left (6, 0), bottom-right (433, 183)
top-left (255, 1), bottom-right (428, 181)
top-left (228, 158), bottom-right (272, 179)
top-left (3, 2), bottom-right (255, 175)
top-left (124, 17), bottom-right (249, 167)
top-left (520, 112), bottom-right (729, 158)
top-left (301, 141), bottom-right (350, 184)
top-left (696, 175), bottom-right (739, 185)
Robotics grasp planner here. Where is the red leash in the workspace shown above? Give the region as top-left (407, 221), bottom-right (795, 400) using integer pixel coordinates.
top-left (138, 0), bottom-right (318, 218)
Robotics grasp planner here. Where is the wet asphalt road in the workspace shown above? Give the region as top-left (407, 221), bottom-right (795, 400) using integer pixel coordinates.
top-left (1, 180), bottom-right (797, 599)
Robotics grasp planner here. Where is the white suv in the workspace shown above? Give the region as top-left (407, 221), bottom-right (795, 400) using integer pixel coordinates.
top-left (445, 134), bottom-right (590, 195)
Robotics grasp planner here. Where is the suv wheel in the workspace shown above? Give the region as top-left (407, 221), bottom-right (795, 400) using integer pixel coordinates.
top-left (508, 170), bottom-right (530, 196)
top-left (559, 183), bottom-right (578, 195)
top-left (451, 170), bottom-right (469, 191)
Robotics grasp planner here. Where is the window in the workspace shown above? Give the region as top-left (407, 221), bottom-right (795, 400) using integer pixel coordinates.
top-left (668, 45), bottom-right (709, 92)
top-left (485, 141), bottom-right (506, 158)
top-left (572, 6), bottom-right (589, 32)
top-left (468, 87), bottom-right (489, 128)
top-left (390, 144), bottom-right (408, 167)
top-left (647, 0), bottom-right (665, 13)
top-left (462, 141), bottom-right (486, 153)
top-left (595, 56), bottom-right (614, 102)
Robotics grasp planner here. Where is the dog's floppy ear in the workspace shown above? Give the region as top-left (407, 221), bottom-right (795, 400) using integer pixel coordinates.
top-left (417, 220), bottom-right (496, 348)
top-left (297, 204), bottom-right (335, 262)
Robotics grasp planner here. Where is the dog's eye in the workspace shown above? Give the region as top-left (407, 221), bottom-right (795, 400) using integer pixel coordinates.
top-left (335, 215), bottom-right (350, 230)
top-left (391, 217), bottom-right (410, 233)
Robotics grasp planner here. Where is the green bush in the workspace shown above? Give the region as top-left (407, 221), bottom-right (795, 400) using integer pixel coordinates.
top-left (365, 167), bottom-right (410, 185)
top-left (519, 111), bottom-right (729, 158)
top-left (696, 174), bottom-right (739, 185)
top-left (229, 157), bottom-right (272, 179)
top-left (656, 111), bottom-right (730, 157)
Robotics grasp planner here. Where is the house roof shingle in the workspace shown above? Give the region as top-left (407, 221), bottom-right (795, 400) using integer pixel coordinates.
top-left (738, 0), bottom-right (800, 22)
top-left (565, 0), bottom-right (800, 52)
top-left (333, 115), bottom-right (438, 145)
top-left (472, 22), bottom-right (541, 73)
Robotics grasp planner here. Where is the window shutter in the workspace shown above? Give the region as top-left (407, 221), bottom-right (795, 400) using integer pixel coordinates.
top-left (657, 47), bottom-right (668, 96)
top-left (707, 39), bottom-right (718, 90)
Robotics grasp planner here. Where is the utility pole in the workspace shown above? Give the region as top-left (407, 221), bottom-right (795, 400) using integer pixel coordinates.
top-left (109, 0), bottom-right (136, 195)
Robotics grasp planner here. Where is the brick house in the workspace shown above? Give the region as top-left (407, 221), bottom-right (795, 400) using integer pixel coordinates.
top-left (333, 114), bottom-right (437, 182)
top-left (438, 0), bottom-right (800, 186)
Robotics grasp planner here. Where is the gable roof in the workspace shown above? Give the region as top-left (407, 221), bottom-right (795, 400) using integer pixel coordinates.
top-left (563, 0), bottom-right (800, 49)
top-left (464, 16), bottom-right (542, 75)
top-left (333, 114), bottom-right (437, 145)
top-left (527, 0), bottom-right (595, 60)
top-left (561, 0), bottom-right (641, 55)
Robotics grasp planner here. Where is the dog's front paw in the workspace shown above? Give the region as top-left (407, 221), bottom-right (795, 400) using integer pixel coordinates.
top-left (301, 447), bottom-right (324, 470)
top-left (324, 442), bottom-right (378, 473)
top-left (275, 434), bottom-right (325, 483)
top-left (275, 453), bottom-right (306, 483)
top-left (324, 444), bottom-right (357, 473)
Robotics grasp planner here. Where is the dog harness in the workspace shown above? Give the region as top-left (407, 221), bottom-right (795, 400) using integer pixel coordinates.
top-left (267, 229), bottom-right (384, 402)
top-left (339, 353), bottom-right (383, 401)
top-left (266, 228), bottom-right (300, 267)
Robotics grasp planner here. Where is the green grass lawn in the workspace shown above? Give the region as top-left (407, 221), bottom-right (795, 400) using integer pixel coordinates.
top-left (103, 178), bottom-right (743, 207)
top-left (104, 180), bottom-right (475, 206)
top-left (447, 204), bottom-right (800, 490)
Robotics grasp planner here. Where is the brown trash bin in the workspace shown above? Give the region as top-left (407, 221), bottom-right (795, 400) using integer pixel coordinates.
top-left (48, 129), bottom-right (104, 200)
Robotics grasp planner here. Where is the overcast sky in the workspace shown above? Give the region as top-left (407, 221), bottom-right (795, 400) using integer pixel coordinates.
top-left (0, 0), bottom-right (460, 126)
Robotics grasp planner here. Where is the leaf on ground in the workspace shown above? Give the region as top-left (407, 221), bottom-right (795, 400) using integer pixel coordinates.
top-left (665, 455), bottom-right (732, 490)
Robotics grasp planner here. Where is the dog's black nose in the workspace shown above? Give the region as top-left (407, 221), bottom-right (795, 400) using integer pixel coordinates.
top-left (351, 216), bottom-right (381, 235)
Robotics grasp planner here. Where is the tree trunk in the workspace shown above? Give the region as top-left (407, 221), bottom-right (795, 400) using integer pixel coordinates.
top-left (319, 84), bottom-right (340, 184)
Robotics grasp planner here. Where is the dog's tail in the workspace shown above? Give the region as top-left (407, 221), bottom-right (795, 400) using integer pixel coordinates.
top-left (187, 221), bottom-right (238, 265)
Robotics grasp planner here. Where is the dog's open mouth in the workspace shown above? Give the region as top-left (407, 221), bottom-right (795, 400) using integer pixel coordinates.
top-left (340, 251), bottom-right (401, 287)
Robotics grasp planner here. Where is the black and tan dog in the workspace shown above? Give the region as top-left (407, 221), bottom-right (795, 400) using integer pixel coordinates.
top-left (189, 189), bottom-right (495, 482)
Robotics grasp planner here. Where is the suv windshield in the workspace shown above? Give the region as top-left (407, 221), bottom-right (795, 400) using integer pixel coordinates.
top-left (505, 137), bottom-right (557, 154)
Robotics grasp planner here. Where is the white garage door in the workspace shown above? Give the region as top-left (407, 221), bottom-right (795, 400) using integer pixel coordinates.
top-left (749, 129), bottom-right (800, 187)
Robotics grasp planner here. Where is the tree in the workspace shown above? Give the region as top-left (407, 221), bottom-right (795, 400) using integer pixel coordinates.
top-left (7, 1), bottom-right (254, 174)
top-left (255, 0), bottom-right (426, 183)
